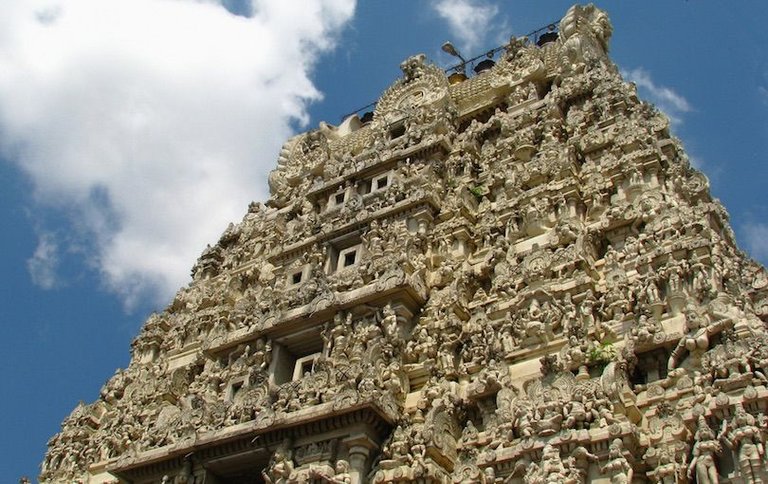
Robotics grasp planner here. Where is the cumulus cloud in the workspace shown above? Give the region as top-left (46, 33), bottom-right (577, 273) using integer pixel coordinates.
top-left (622, 67), bottom-right (692, 125)
top-left (743, 223), bottom-right (768, 264)
top-left (432, 0), bottom-right (499, 54)
top-left (27, 232), bottom-right (60, 289)
top-left (0, 0), bottom-right (355, 309)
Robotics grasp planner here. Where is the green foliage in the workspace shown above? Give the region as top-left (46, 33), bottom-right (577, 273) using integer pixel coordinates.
top-left (588, 342), bottom-right (616, 363)
top-left (469, 185), bottom-right (485, 199)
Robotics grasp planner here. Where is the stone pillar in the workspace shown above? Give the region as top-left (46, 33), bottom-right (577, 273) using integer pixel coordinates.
top-left (347, 445), bottom-right (370, 484)
top-left (343, 435), bottom-right (377, 484)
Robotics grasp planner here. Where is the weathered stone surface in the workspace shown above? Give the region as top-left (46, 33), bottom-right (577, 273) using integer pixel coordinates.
top-left (42, 4), bottom-right (768, 484)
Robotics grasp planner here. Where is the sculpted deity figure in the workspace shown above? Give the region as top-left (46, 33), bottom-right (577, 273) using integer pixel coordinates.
top-left (569, 445), bottom-right (598, 483)
top-left (559, 4), bottom-right (613, 73)
top-left (400, 53), bottom-right (426, 82)
top-left (540, 444), bottom-right (568, 483)
top-left (520, 298), bottom-right (551, 344)
top-left (579, 289), bottom-right (611, 340)
top-left (364, 219), bottom-right (385, 260)
top-left (378, 424), bottom-right (413, 469)
top-left (482, 466), bottom-right (499, 484)
top-left (601, 439), bottom-right (633, 484)
top-left (644, 277), bottom-right (661, 306)
top-left (688, 416), bottom-right (721, 484)
top-left (500, 323), bottom-right (517, 354)
top-left (692, 261), bottom-right (714, 300)
top-left (563, 388), bottom-right (589, 429)
top-left (458, 419), bottom-right (480, 461)
top-left (632, 313), bottom-right (661, 346)
top-left (252, 337), bottom-right (272, 373)
top-left (668, 306), bottom-right (730, 370)
top-left (590, 388), bottom-right (617, 428)
top-left (313, 460), bottom-right (352, 484)
top-left (534, 392), bottom-right (564, 436)
top-left (262, 444), bottom-right (295, 484)
top-left (381, 303), bottom-right (399, 341)
top-left (719, 403), bottom-right (766, 483)
top-left (514, 401), bottom-right (535, 439)
top-left (416, 327), bottom-right (439, 363)
top-left (324, 312), bottom-right (353, 359)
top-left (651, 446), bottom-right (684, 484)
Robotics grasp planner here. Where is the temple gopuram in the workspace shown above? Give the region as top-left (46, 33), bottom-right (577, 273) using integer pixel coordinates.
top-left (42, 4), bottom-right (768, 483)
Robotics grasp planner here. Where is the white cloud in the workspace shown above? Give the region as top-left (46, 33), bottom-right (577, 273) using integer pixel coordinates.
top-left (432, 0), bottom-right (499, 54)
top-left (27, 232), bottom-right (60, 290)
top-left (743, 223), bottom-right (768, 264)
top-left (622, 67), bottom-right (692, 125)
top-left (0, 0), bottom-right (355, 309)
top-left (759, 69), bottom-right (768, 106)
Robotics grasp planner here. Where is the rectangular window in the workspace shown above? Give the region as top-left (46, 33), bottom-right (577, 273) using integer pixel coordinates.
top-left (292, 352), bottom-right (321, 380)
top-left (227, 380), bottom-right (244, 402)
top-left (359, 179), bottom-right (372, 195)
top-left (325, 237), bottom-right (363, 274)
top-left (375, 175), bottom-right (389, 190)
top-left (337, 245), bottom-right (360, 271)
top-left (286, 265), bottom-right (309, 287)
top-left (389, 124), bottom-right (406, 139)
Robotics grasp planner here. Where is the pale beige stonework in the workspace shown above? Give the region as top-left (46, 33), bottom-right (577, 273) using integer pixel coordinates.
top-left (42, 4), bottom-right (768, 484)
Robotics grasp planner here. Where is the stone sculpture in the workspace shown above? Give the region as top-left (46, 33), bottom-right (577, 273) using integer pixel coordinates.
top-left (41, 4), bottom-right (768, 484)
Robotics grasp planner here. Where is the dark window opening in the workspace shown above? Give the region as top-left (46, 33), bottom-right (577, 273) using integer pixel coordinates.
top-left (300, 359), bottom-right (314, 376)
top-left (390, 125), bottom-right (406, 139)
top-left (630, 348), bottom-right (671, 388)
top-left (343, 250), bottom-right (357, 267)
top-left (229, 381), bottom-right (243, 401)
top-left (292, 271), bottom-right (302, 285)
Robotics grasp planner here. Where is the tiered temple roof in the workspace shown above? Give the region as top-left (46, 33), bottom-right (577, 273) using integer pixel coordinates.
top-left (43, 4), bottom-right (768, 484)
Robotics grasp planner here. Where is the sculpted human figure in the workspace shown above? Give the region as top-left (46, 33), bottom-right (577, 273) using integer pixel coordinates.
top-left (720, 403), bottom-right (766, 483)
top-left (459, 419), bottom-right (480, 459)
top-left (262, 445), bottom-right (295, 484)
top-left (326, 312), bottom-right (353, 359)
top-left (564, 388), bottom-right (588, 429)
top-left (413, 327), bottom-right (437, 363)
top-left (252, 337), bottom-right (272, 372)
top-left (660, 448), bottom-right (683, 484)
top-left (540, 444), bottom-right (568, 483)
top-left (363, 220), bottom-right (384, 259)
top-left (569, 445), bottom-right (598, 483)
top-left (668, 306), bottom-right (730, 370)
top-left (313, 459), bottom-right (352, 484)
top-left (601, 439), bottom-right (633, 484)
top-left (514, 401), bottom-right (535, 439)
top-left (579, 290), bottom-right (597, 331)
top-left (381, 303), bottom-right (399, 341)
top-left (688, 416), bottom-right (721, 484)
top-left (482, 466), bottom-right (500, 484)
top-left (644, 277), bottom-right (661, 305)
top-left (522, 298), bottom-right (549, 343)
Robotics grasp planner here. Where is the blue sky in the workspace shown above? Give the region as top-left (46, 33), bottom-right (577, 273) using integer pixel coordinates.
top-left (1, 0), bottom-right (767, 479)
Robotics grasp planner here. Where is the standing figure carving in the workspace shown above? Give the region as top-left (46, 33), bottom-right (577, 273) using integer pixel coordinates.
top-left (688, 416), bottom-right (721, 484)
top-left (601, 439), bottom-right (633, 484)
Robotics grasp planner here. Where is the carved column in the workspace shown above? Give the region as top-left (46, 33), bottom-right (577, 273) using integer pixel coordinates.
top-left (343, 435), bottom-right (377, 484)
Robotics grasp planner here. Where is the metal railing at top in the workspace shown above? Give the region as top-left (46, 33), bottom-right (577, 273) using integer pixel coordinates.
top-left (339, 20), bottom-right (559, 122)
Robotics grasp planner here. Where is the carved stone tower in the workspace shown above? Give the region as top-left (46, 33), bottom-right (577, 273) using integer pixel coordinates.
top-left (42, 4), bottom-right (768, 484)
